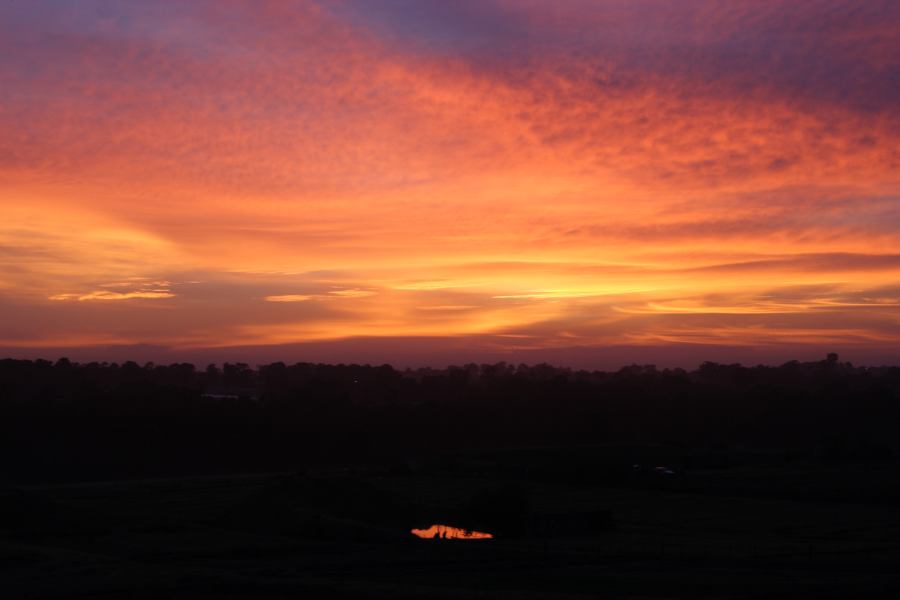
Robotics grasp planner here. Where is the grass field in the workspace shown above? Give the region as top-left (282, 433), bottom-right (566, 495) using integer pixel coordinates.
top-left (4, 451), bottom-right (900, 598)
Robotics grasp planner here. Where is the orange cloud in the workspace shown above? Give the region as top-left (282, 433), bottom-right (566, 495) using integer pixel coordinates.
top-left (265, 295), bottom-right (314, 303)
top-left (0, 1), bottom-right (897, 364)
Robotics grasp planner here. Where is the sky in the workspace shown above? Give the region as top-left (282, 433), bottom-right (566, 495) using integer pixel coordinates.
top-left (1, 0), bottom-right (898, 368)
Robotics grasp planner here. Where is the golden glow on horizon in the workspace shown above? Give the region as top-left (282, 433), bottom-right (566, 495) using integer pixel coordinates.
top-left (265, 295), bottom-right (314, 303)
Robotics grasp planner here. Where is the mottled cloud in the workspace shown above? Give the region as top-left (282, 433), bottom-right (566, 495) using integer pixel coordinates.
top-left (0, 1), bottom-right (897, 365)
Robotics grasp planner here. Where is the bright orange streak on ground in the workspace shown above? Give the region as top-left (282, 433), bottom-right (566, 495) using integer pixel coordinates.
top-left (411, 525), bottom-right (493, 540)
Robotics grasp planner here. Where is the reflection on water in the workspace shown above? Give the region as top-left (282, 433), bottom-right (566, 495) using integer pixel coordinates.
top-left (411, 524), bottom-right (493, 540)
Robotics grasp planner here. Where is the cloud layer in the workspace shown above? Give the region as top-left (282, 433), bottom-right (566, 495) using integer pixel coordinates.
top-left (1, 1), bottom-right (898, 365)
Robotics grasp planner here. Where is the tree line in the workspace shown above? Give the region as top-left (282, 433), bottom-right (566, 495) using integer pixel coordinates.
top-left (1, 354), bottom-right (898, 482)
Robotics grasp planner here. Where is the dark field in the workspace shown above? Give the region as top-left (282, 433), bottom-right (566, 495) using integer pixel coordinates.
top-left (5, 452), bottom-right (900, 599)
top-left (3, 357), bottom-right (900, 597)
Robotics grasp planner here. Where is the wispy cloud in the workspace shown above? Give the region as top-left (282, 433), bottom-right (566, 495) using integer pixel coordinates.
top-left (264, 294), bottom-right (314, 303)
top-left (50, 290), bottom-right (175, 302)
top-left (48, 279), bottom-right (176, 302)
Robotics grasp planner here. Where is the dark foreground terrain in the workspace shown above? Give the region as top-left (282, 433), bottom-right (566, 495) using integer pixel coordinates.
top-left (3, 356), bottom-right (900, 597)
top-left (5, 452), bottom-right (900, 599)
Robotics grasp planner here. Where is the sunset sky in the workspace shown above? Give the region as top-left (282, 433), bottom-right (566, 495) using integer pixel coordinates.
top-left (2, 0), bottom-right (898, 368)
